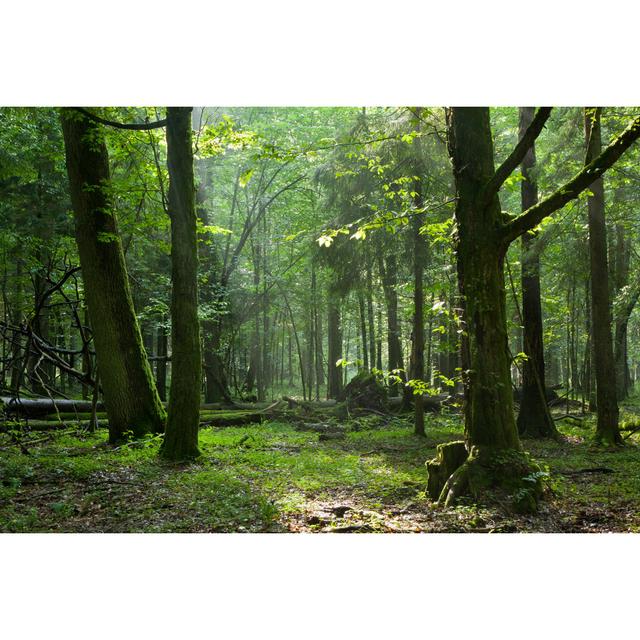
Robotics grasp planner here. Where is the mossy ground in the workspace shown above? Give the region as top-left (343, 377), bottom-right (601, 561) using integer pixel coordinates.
top-left (2, 404), bottom-right (640, 532)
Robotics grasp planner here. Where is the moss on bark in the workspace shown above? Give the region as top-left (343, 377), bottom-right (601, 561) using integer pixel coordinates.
top-left (426, 440), bottom-right (467, 500)
top-left (434, 444), bottom-right (547, 514)
top-left (160, 107), bottom-right (202, 461)
top-left (60, 109), bottom-right (166, 443)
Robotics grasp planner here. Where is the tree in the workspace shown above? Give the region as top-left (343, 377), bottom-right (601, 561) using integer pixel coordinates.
top-left (327, 291), bottom-right (343, 399)
top-left (60, 108), bottom-right (166, 443)
top-left (516, 107), bottom-right (558, 439)
top-left (584, 107), bottom-right (621, 445)
top-left (409, 183), bottom-right (427, 437)
top-left (435, 107), bottom-right (640, 507)
top-left (160, 107), bottom-right (202, 460)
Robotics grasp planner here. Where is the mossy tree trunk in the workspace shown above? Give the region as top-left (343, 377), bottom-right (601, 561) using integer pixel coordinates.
top-left (434, 107), bottom-right (640, 506)
top-left (448, 107), bottom-right (521, 452)
top-left (584, 108), bottom-right (621, 445)
top-left (60, 109), bottom-right (166, 443)
top-left (160, 107), bottom-right (202, 460)
top-left (515, 107), bottom-right (558, 439)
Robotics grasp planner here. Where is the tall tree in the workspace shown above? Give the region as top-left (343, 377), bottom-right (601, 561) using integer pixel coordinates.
top-left (60, 109), bottom-right (166, 443)
top-left (160, 107), bottom-right (202, 460)
top-left (435, 107), bottom-right (640, 506)
top-left (584, 107), bottom-right (621, 445)
top-left (409, 188), bottom-right (427, 437)
top-left (408, 108), bottom-right (428, 437)
top-left (327, 289), bottom-right (343, 399)
top-left (611, 222), bottom-right (635, 400)
top-left (516, 107), bottom-right (558, 439)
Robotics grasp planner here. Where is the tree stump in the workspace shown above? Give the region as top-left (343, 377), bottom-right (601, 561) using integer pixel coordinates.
top-left (431, 445), bottom-right (547, 514)
top-left (425, 440), bottom-right (468, 500)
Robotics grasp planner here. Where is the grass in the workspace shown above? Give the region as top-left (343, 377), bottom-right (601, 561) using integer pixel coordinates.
top-left (1, 407), bottom-right (640, 532)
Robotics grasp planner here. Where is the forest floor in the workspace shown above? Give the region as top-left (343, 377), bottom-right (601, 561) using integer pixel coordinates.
top-left (2, 406), bottom-right (640, 533)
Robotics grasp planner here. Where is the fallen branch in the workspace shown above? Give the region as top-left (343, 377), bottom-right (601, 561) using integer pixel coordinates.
top-left (553, 414), bottom-right (586, 422)
top-left (558, 467), bottom-right (615, 476)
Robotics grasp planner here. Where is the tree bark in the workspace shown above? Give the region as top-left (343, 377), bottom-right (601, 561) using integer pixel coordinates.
top-left (60, 109), bottom-right (166, 443)
top-left (612, 224), bottom-right (634, 399)
top-left (357, 289), bottom-right (369, 370)
top-left (161, 107), bottom-right (202, 460)
top-left (411, 190), bottom-right (427, 437)
top-left (378, 252), bottom-right (405, 394)
top-left (437, 104), bottom-right (639, 506)
top-left (327, 292), bottom-right (343, 399)
top-left (584, 108), bottom-right (621, 446)
top-left (156, 318), bottom-right (168, 402)
top-left (448, 107), bottom-right (521, 451)
top-left (515, 107), bottom-right (558, 439)
top-left (366, 259), bottom-right (376, 370)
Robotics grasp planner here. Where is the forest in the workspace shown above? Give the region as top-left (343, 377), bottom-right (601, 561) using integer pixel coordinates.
top-left (2, 105), bottom-right (640, 533)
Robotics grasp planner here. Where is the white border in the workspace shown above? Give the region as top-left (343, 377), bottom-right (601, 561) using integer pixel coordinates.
top-left (1, 1), bottom-right (639, 636)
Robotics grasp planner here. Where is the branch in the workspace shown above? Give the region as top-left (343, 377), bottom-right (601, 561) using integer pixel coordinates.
top-left (502, 114), bottom-right (640, 244)
top-left (481, 107), bottom-right (552, 206)
top-left (73, 107), bottom-right (167, 131)
top-left (223, 174), bottom-right (305, 282)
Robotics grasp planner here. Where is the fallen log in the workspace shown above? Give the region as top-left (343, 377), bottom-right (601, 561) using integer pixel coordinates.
top-left (283, 396), bottom-right (337, 410)
top-left (200, 411), bottom-right (266, 428)
top-left (2, 396), bottom-right (286, 418)
top-left (200, 400), bottom-right (286, 428)
top-left (200, 401), bottom-right (273, 411)
top-left (1, 396), bottom-right (105, 418)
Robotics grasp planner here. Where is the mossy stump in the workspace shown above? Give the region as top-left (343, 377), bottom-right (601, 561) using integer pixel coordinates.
top-left (426, 440), bottom-right (468, 500)
top-left (433, 445), bottom-right (547, 514)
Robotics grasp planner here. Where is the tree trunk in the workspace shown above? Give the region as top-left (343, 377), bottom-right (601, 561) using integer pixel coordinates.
top-left (312, 266), bottom-right (324, 399)
top-left (156, 318), bottom-right (168, 402)
top-left (161, 107), bottom-right (202, 460)
top-left (327, 293), bottom-right (343, 399)
top-left (584, 108), bottom-right (621, 445)
top-left (357, 289), bottom-right (369, 370)
top-left (515, 107), bottom-right (558, 439)
top-left (448, 108), bottom-right (521, 451)
top-left (375, 304), bottom-right (383, 370)
top-left (378, 253), bottom-right (404, 394)
top-left (366, 260), bottom-right (376, 369)
top-left (10, 254), bottom-right (24, 393)
top-left (612, 224), bottom-right (634, 399)
top-left (60, 109), bottom-right (166, 443)
top-left (411, 186), bottom-right (427, 437)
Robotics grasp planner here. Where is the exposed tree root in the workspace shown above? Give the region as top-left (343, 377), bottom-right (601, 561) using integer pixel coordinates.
top-left (427, 443), bottom-right (548, 514)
